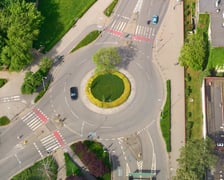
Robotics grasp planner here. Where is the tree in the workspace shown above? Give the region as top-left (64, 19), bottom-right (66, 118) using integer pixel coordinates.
top-left (39, 57), bottom-right (53, 75)
top-left (93, 47), bottom-right (121, 72)
top-left (178, 34), bottom-right (206, 71)
top-left (21, 71), bottom-right (36, 94)
top-left (173, 138), bottom-right (217, 180)
top-left (0, 0), bottom-right (43, 71)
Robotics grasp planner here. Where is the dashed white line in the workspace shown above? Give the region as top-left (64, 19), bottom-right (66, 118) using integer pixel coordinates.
top-left (33, 142), bottom-right (43, 158)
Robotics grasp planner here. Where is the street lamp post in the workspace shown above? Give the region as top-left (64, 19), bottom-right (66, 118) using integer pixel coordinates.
top-left (42, 77), bottom-right (47, 91)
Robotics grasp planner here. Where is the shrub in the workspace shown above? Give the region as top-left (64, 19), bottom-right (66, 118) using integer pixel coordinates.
top-left (71, 141), bottom-right (110, 178)
top-left (0, 79), bottom-right (7, 88)
top-left (0, 116), bottom-right (10, 126)
top-left (186, 86), bottom-right (192, 96)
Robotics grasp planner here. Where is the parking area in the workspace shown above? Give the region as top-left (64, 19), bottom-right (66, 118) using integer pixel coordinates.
top-left (199, 0), bottom-right (224, 47)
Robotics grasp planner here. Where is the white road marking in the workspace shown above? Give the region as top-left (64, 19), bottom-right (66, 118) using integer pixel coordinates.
top-left (33, 142), bottom-right (43, 158)
top-left (40, 134), bottom-right (61, 153)
top-left (126, 163), bottom-right (130, 176)
top-left (133, 0), bottom-right (144, 13)
top-left (14, 154), bottom-right (21, 164)
top-left (146, 130), bottom-right (156, 172)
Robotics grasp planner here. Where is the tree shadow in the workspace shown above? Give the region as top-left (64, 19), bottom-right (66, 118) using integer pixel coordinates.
top-left (33, 0), bottom-right (63, 52)
top-left (110, 154), bottom-right (121, 171)
top-left (117, 44), bottom-right (137, 70)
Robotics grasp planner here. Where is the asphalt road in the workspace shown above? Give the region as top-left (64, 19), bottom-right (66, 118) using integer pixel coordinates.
top-left (0, 0), bottom-right (169, 179)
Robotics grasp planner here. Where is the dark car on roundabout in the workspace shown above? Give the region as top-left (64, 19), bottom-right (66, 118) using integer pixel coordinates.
top-left (70, 87), bottom-right (78, 100)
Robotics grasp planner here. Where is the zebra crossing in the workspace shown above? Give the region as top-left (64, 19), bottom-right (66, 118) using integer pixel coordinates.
top-left (110, 20), bottom-right (128, 33)
top-left (40, 131), bottom-right (65, 153)
top-left (0, 95), bottom-right (21, 103)
top-left (22, 108), bottom-right (48, 131)
top-left (106, 19), bottom-right (155, 42)
top-left (135, 25), bottom-right (155, 39)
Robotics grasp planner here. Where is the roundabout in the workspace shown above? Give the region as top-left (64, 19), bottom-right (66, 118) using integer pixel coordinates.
top-left (86, 70), bottom-right (131, 108)
top-left (80, 68), bottom-right (136, 115)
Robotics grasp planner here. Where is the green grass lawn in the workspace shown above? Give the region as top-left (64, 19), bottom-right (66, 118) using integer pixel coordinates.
top-left (185, 68), bottom-right (203, 140)
top-left (35, 0), bottom-right (97, 52)
top-left (64, 153), bottom-right (81, 177)
top-left (160, 80), bottom-right (171, 152)
top-left (71, 30), bottom-right (101, 53)
top-left (207, 47), bottom-right (224, 69)
top-left (91, 73), bottom-right (124, 102)
top-left (197, 13), bottom-right (209, 35)
top-left (12, 156), bottom-right (58, 180)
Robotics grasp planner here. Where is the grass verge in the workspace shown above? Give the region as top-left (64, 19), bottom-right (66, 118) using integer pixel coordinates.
top-left (0, 116), bottom-right (10, 126)
top-left (185, 69), bottom-right (203, 140)
top-left (11, 156), bottom-right (58, 180)
top-left (64, 153), bottom-right (81, 177)
top-left (207, 47), bottom-right (224, 70)
top-left (71, 30), bottom-right (101, 53)
top-left (104, 0), bottom-right (119, 17)
top-left (160, 80), bottom-right (171, 152)
top-left (34, 81), bottom-right (50, 103)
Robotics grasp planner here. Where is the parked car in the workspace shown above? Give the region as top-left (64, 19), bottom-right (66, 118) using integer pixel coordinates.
top-left (53, 55), bottom-right (64, 64)
top-left (70, 87), bottom-right (78, 100)
top-left (152, 15), bottom-right (159, 24)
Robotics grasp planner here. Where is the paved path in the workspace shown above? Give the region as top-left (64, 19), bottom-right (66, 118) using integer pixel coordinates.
top-left (152, 0), bottom-right (185, 178)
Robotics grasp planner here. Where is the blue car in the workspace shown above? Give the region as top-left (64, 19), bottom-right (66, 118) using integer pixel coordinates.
top-left (152, 15), bottom-right (159, 24)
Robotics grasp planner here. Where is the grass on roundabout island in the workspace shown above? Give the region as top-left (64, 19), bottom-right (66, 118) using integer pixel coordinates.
top-left (86, 71), bottom-right (131, 108)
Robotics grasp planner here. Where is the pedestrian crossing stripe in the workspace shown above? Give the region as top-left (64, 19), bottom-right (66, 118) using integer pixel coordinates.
top-left (22, 108), bottom-right (49, 131)
top-left (33, 108), bottom-right (48, 123)
top-left (40, 131), bottom-right (66, 153)
top-left (106, 20), bottom-right (155, 42)
top-left (22, 111), bottom-right (43, 131)
top-left (110, 20), bottom-right (128, 32)
top-left (40, 134), bottom-right (61, 153)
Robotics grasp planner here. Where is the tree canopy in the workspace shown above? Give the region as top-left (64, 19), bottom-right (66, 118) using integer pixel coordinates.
top-left (173, 138), bottom-right (217, 180)
top-left (93, 47), bottom-right (121, 72)
top-left (178, 34), bottom-right (207, 71)
top-left (0, 0), bottom-right (43, 71)
top-left (21, 56), bottom-right (52, 94)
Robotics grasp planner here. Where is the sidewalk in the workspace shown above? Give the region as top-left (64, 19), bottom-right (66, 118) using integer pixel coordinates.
top-left (153, 0), bottom-right (185, 178)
